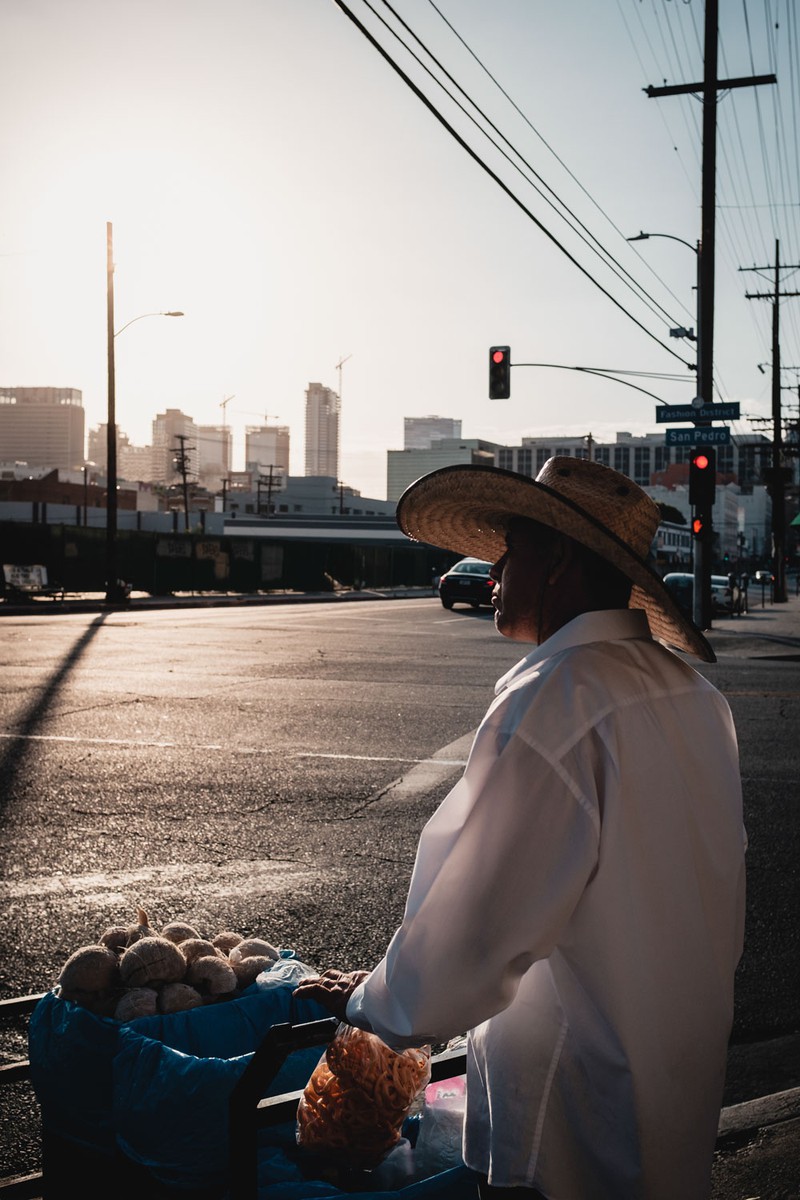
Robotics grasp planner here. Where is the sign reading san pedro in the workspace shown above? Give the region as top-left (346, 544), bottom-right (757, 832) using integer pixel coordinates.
top-left (665, 427), bottom-right (731, 446)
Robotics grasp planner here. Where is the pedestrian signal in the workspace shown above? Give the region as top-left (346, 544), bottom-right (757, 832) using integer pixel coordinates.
top-left (489, 346), bottom-right (511, 399)
top-left (692, 516), bottom-right (705, 537)
top-left (689, 446), bottom-right (716, 508)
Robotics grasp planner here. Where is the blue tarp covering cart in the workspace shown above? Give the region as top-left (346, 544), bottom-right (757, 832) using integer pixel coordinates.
top-left (27, 959), bottom-right (472, 1200)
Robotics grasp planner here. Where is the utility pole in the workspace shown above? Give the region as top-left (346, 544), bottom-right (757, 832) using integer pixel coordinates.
top-left (645, 0), bottom-right (775, 630)
top-left (742, 241), bottom-right (800, 603)
top-left (105, 222), bottom-right (123, 604)
top-left (173, 434), bottom-right (192, 532)
top-left (256, 465), bottom-right (278, 517)
top-left (266, 464), bottom-right (275, 516)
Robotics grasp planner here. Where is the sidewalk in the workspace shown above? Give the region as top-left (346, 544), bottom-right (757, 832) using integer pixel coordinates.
top-left (706, 589), bottom-right (800, 1196)
top-left (0, 584), bottom-right (437, 616)
top-left (704, 584), bottom-right (800, 659)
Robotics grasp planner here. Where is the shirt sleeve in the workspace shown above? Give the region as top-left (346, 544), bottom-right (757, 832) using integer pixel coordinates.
top-left (346, 720), bottom-right (600, 1047)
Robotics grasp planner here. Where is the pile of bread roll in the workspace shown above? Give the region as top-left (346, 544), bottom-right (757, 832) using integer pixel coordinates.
top-left (56, 907), bottom-right (282, 1021)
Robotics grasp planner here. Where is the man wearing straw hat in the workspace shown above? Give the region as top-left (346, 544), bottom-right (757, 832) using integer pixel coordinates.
top-left (295, 458), bottom-right (746, 1200)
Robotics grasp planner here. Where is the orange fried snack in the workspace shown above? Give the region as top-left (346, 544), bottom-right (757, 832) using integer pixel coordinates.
top-left (297, 1025), bottom-right (431, 1169)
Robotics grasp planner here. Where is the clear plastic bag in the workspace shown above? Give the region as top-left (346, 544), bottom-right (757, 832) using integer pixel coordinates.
top-left (296, 1023), bottom-right (431, 1170)
top-left (413, 1075), bottom-right (467, 1178)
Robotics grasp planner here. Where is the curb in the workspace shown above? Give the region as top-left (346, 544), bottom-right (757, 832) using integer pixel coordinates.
top-left (718, 1086), bottom-right (800, 1143)
top-left (0, 588), bottom-right (436, 616)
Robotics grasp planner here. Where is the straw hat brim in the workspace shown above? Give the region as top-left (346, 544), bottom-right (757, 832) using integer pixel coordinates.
top-left (396, 465), bottom-right (715, 663)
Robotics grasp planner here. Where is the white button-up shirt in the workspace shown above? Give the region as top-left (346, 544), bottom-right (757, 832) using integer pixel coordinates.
top-left (347, 609), bottom-right (746, 1198)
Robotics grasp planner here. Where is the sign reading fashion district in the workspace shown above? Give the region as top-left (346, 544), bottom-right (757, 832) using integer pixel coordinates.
top-left (655, 402), bottom-right (741, 423)
top-left (665, 427), bottom-right (731, 446)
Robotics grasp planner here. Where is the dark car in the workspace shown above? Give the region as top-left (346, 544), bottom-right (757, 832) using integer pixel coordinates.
top-left (662, 571), bottom-right (742, 618)
top-left (438, 557), bottom-right (495, 610)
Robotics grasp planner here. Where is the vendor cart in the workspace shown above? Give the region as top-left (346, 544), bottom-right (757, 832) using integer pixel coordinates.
top-left (0, 985), bottom-right (471, 1200)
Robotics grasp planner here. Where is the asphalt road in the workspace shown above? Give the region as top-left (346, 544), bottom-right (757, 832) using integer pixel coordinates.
top-left (1, 596), bottom-right (799, 1189)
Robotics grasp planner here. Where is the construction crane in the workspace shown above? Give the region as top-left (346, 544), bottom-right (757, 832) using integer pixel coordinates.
top-left (335, 354), bottom-right (352, 401)
top-left (236, 410), bottom-right (281, 424)
top-left (219, 395), bottom-right (235, 430)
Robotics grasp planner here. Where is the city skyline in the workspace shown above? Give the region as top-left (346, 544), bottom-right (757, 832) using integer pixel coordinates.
top-left (1, 1), bottom-right (797, 500)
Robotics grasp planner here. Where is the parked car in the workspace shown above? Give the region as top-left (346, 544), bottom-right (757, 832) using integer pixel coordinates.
top-left (662, 572), bottom-right (742, 618)
top-left (662, 572), bottom-right (694, 619)
top-left (711, 574), bottom-right (741, 615)
top-left (438, 557), bottom-right (495, 610)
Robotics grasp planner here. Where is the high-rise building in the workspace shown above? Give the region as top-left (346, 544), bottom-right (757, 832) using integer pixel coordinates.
top-left (304, 382), bottom-right (339, 478)
top-left (403, 416), bottom-right (462, 450)
top-left (0, 387), bottom-right (85, 470)
top-left (197, 425), bottom-right (233, 491)
top-left (119, 443), bottom-right (154, 483)
top-left (387, 438), bottom-right (500, 501)
top-left (245, 424), bottom-right (290, 477)
top-left (151, 409), bottom-right (198, 484)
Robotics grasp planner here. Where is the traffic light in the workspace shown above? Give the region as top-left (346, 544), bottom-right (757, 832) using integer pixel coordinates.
top-left (489, 346), bottom-right (511, 399)
top-left (692, 515), bottom-right (706, 537)
top-left (689, 446), bottom-right (716, 508)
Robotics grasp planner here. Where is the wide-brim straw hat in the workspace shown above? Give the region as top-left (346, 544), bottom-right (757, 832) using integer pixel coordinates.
top-left (396, 456), bottom-right (714, 663)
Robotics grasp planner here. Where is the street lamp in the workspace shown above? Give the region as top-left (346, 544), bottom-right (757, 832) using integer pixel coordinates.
top-left (626, 232), bottom-right (701, 387)
top-left (105, 221), bottom-right (184, 604)
top-left (114, 311), bottom-right (184, 338)
top-left (627, 230), bottom-right (712, 629)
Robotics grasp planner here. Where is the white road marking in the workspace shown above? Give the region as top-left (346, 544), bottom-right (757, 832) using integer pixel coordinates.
top-left (0, 730), bottom-right (471, 765)
top-left (0, 859), bottom-right (329, 902)
top-left (359, 731), bottom-right (475, 808)
top-left (0, 732), bottom-right (474, 906)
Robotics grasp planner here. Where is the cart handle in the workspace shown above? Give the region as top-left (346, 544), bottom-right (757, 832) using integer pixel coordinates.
top-left (228, 1018), bottom-right (469, 1200)
top-left (229, 1017), bottom-right (339, 1200)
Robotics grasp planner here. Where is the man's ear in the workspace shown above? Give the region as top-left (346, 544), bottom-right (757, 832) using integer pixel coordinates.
top-left (547, 535), bottom-right (575, 585)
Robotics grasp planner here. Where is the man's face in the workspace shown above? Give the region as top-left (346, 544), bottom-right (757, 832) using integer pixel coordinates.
top-left (490, 518), bottom-right (555, 643)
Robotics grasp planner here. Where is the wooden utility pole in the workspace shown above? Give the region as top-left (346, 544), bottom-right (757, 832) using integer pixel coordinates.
top-left (645, 0), bottom-right (775, 629)
top-left (256, 465), bottom-right (278, 517)
top-left (742, 241), bottom-right (800, 603)
top-left (173, 434), bottom-right (192, 532)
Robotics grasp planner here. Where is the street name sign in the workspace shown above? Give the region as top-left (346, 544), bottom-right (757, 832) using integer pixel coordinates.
top-left (665, 427), bottom-right (731, 446)
top-left (655, 402), bottom-right (740, 423)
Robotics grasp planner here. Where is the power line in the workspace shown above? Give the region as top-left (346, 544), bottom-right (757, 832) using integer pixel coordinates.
top-left (332, 0), bottom-right (694, 370)
top-left (427, 0), bottom-right (688, 312)
top-left (369, 0), bottom-right (689, 334)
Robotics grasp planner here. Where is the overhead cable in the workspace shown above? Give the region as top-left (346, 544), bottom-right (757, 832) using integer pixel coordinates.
top-left (374, 0), bottom-right (686, 331)
top-left (331, 0), bottom-right (694, 370)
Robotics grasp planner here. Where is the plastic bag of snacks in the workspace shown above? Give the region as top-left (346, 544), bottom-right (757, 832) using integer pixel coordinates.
top-left (296, 1023), bottom-right (431, 1170)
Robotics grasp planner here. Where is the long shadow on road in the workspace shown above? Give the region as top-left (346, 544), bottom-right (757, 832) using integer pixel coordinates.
top-left (0, 614), bottom-right (110, 814)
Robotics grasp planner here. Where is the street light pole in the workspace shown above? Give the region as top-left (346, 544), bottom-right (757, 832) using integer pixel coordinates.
top-left (105, 222), bottom-right (121, 604)
top-left (627, 230), bottom-right (711, 629)
top-left (104, 220), bottom-right (184, 604)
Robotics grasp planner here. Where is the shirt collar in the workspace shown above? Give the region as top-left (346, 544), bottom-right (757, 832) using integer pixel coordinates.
top-left (495, 608), bottom-right (653, 695)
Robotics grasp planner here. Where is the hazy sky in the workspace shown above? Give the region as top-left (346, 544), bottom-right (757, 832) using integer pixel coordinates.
top-left (1, 0), bottom-right (798, 498)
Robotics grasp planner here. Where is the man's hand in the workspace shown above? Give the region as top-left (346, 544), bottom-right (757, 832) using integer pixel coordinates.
top-left (293, 967), bottom-right (371, 1022)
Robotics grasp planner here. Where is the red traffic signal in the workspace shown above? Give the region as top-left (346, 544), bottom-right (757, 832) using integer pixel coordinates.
top-left (489, 345), bottom-right (511, 399)
top-left (689, 445), bottom-right (716, 508)
top-left (692, 516), bottom-right (705, 536)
